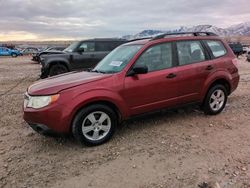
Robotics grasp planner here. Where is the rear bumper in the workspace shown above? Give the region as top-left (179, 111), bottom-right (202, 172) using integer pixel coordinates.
top-left (230, 74), bottom-right (240, 94)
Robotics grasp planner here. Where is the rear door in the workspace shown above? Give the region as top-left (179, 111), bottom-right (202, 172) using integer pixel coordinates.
top-left (174, 40), bottom-right (214, 103)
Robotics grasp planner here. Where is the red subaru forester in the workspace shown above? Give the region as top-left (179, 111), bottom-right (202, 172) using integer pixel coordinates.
top-left (23, 32), bottom-right (239, 146)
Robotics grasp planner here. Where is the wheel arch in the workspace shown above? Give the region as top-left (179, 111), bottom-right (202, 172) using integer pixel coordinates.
top-left (70, 99), bottom-right (123, 132)
top-left (208, 78), bottom-right (231, 95)
top-left (48, 60), bottom-right (70, 71)
top-left (201, 77), bottom-right (231, 105)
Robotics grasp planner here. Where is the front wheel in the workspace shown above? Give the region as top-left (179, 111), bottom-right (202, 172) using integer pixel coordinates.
top-left (72, 104), bottom-right (117, 146)
top-left (49, 64), bottom-right (68, 77)
top-left (202, 85), bottom-right (228, 115)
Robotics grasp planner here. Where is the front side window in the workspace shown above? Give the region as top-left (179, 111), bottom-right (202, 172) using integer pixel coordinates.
top-left (177, 41), bottom-right (205, 66)
top-left (78, 42), bottom-right (95, 52)
top-left (206, 40), bottom-right (227, 58)
top-left (63, 42), bottom-right (80, 53)
top-left (134, 43), bottom-right (173, 72)
top-left (93, 45), bottom-right (142, 74)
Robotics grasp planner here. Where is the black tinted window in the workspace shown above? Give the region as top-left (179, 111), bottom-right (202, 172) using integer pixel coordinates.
top-left (96, 42), bottom-right (110, 51)
top-left (135, 43), bottom-right (173, 72)
top-left (177, 41), bottom-right (205, 66)
top-left (96, 41), bottom-right (124, 51)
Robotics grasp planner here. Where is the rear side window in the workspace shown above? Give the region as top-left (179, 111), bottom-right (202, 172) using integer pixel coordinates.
top-left (176, 41), bottom-right (205, 66)
top-left (96, 41), bottom-right (123, 52)
top-left (96, 42), bottom-right (110, 51)
top-left (206, 40), bottom-right (227, 58)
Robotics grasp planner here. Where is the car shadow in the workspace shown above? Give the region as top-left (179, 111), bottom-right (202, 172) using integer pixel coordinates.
top-left (36, 105), bottom-right (204, 149)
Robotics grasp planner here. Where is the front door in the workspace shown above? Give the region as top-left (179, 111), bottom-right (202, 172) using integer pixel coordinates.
top-left (72, 41), bottom-right (96, 70)
top-left (122, 42), bottom-right (180, 115)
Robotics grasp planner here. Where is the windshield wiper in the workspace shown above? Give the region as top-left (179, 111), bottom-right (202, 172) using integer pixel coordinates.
top-left (91, 69), bottom-right (106, 74)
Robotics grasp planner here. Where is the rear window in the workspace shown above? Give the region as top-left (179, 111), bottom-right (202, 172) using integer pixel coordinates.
top-left (206, 40), bottom-right (227, 58)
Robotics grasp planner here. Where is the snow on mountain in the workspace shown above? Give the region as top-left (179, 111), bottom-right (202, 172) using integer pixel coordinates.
top-left (227, 22), bottom-right (250, 35)
top-left (183, 25), bottom-right (230, 36)
top-left (123, 22), bottom-right (250, 39)
top-left (122, 30), bottom-right (164, 40)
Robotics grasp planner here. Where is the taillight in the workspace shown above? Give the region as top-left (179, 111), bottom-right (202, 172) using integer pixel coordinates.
top-left (232, 58), bottom-right (238, 68)
top-left (228, 58), bottom-right (238, 74)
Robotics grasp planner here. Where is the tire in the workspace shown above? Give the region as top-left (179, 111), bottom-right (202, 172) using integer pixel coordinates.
top-left (202, 84), bottom-right (228, 115)
top-left (72, 104), bottom-right (117, 146)
top-left (11, 53), bottom-right (17, 58)
top-left (49, 64), bottom-right (68, 77)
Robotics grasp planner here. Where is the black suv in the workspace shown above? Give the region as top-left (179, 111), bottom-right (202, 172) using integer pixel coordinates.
top-left (40, 38), bottom-right (127, 78)
top-left (228, 43), bottom-right (244, 57)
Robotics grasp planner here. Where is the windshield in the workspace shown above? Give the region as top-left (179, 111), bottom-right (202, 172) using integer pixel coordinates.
top-left (93, 45), bottom-right (142, 74)
top-left (63, 42), bottom-right (79, 53)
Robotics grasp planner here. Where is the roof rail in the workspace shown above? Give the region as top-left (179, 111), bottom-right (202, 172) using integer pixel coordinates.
top-left (128, 37), bottom-right (152, 42)
top-left (152, 32), bottom-right (218, 40)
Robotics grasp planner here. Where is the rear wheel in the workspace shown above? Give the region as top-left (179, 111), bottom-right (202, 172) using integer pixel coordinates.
top-left (72, 104), bottom-right (117, 146)
top-left (49, 64), bottom-right (68, 77)
top-left (202, 85), bottom-right (228, 115)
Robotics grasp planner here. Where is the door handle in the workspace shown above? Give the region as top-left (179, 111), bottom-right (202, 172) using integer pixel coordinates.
top-left (166, 73), bottom-right (176, 79)
top-left (206, 65), bottom-right (213, 70)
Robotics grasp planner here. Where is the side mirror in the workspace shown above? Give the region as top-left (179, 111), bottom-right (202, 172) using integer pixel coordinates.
top-left (127, 65), bottom-right (148, 76)
top-left (78, 48), bottom-right (85, 53)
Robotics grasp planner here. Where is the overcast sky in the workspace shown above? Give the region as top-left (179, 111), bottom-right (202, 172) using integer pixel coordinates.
top-left (0, 0), bottom-right (249, 41)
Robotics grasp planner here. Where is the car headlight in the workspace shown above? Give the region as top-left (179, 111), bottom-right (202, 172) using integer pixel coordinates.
top-left (24, 94), bottom-right (59, 109)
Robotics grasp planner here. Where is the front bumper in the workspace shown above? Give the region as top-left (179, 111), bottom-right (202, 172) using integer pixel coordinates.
top-left (32, 56), bottom-right (39, 61)
top-left (40, 66), bottom-right (49, 79)
top-left (28, 122), bottom-right (57, 136)
top-left (23, 103), bottom-right (71, 134)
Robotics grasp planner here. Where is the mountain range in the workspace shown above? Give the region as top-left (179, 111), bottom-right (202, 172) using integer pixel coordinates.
top-left (122, 22), bottom-right (250, 39)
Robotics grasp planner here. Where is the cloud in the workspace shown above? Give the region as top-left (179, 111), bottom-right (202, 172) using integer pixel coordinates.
top-left (0, 0), bottom-right (249, 40)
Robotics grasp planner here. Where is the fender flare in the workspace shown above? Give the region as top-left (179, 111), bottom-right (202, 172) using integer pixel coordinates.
top-left (65, 89), bottom-right (130, 131)
top-left (45, 58), bottom-right (71, 71)
top-left (201, 71), bottom-right (232, 101)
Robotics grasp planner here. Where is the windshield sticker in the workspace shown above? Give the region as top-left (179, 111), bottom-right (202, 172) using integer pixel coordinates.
top-left (109, 61), bottom-right (123, 67)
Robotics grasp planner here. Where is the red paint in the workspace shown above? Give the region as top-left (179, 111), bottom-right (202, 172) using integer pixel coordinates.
top-left (23, 36), bottom-right (239, 133)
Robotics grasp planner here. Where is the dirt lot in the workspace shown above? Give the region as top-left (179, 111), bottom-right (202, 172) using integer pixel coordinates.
top-left (0, 56), bottom-right (250, 188)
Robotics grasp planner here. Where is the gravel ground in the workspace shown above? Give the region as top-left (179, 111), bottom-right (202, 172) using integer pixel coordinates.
top-left (0, 56), bottom-right (250, 188)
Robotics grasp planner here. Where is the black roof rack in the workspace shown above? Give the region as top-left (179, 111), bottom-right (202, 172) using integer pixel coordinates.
top-left (152, 32), bottom-right (218, 40)
top-left (128, 37), bottom-right (152, 42)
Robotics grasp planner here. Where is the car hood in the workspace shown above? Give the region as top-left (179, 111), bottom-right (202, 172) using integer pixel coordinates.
top-left (40, 50), bottom-right (66, 56)
top-left (28, 71), bottom-right (112, 95)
